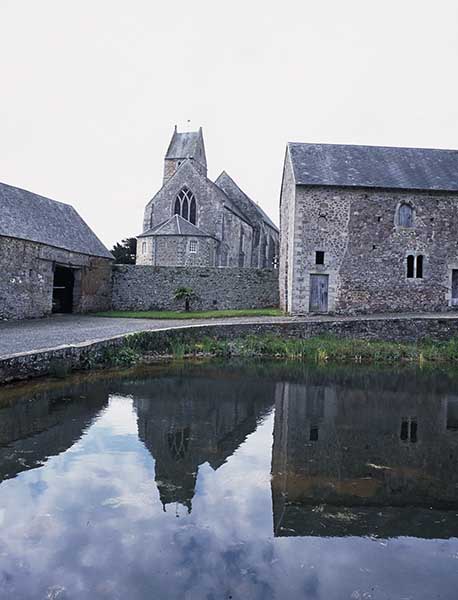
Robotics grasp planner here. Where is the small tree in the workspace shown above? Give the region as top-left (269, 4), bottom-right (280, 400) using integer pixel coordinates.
top-left (111, 238), bottom-right (137, 264)
top-left (174, 287), bottom-right (198, 312)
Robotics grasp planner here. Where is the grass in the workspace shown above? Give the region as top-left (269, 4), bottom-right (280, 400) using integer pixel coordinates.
top-left (162, 334), bottom-right (458, 365)
top-left (95, 308), bottom-right (283, 320)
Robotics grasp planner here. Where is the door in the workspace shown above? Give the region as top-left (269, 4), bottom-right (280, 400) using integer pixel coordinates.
top-left (309, 274), bottom-right (329, 313)
top-left (452, 270), bottom-right (458, 307)
top-left (52, 266), bottom-right (75, 313)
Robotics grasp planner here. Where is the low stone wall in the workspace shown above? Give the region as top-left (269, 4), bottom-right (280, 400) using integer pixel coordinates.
top-left (1, 316), bottom-right (458, 385)
top-left (111, 266), bottom-right (279, 311)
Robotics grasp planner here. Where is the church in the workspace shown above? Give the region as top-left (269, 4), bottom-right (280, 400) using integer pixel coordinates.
top-left (136, 127), bottom-right (279, 268)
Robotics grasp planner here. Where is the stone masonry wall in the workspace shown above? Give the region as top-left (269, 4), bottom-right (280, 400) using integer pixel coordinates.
top-left (2, 315), bottom-right (458, 385)
top-left (286, 185), bottom-right (458, 315)
top-left (112, 266), bottom-right (279, 311)
top-left (0, 236), bottom-right (112, 320)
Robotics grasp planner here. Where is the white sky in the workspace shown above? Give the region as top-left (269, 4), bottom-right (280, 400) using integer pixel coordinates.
top-left (1, 0), bottom-right (457, 248)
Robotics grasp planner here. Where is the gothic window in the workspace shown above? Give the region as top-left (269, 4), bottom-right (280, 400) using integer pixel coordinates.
top-left (398, 203), bottom-right (414, 227)
top-left (174, 187), bottom-right (196, 224)
top-left (142, 242), bottom-right (146, 253)
top-left (167, 427), bottom-right (190, 461)
top-left (189, 197), bottom-right (196, 224)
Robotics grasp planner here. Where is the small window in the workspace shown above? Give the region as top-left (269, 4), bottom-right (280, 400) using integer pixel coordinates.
top-left (142, 242), bottom-right (146, 253)
top-left (416, 255), bottom-right (423, 279)
top-left (189, 239), bottom-right (198, 253)
top-left (400, 418), bottom-right (417, 443)
top-left (407, 255), bottom-right (415, 278)
top-left (309, 426), bottom-right (319, 441)
top-left (398, 203), bottom-right (414, 227)
top-left (315, 251), bottom-right (325, 265)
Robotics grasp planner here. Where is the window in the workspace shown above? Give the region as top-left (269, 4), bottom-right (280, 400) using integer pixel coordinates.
top-left (400, 418), bottom-right (417, 443)
top-left (315, 251), bottom-right (325, 265)
top-left (407, 255), bottom-right (415, 278)
top-left (398, 203), bottom-right (414, 227)
top-left (407, 255), bottom-right (424, 279)
top-left (309, 426), bottom-right (319, 442)
top-left (416, 255), bottom-right (423, 278)
top-left (189, 239), bottom-right (198, 253)
top-left (142, 242), bottom-right (146, 253)
top-left (174, 187), bottom-right (197, 224)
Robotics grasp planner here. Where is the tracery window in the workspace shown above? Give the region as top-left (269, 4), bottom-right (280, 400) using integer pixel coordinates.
top-left (174, 187), bottom-right (197, 224)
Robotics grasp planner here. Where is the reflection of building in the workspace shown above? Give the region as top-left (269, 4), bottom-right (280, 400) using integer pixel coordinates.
top-left (271, 374), bottom-right (458, 538)
top-left (134, 375), bottom-right (275, 512)
top-left (0, 381), bottom-right (109, 482)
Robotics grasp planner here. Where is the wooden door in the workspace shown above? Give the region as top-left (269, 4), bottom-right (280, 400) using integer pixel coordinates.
top-left (309, 274), bottom-right (329, 312)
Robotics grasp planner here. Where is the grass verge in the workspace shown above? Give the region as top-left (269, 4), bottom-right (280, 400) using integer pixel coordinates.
top-left (94, 308), bottom-right (283, 320)
top-left (103, 333), bottom-right (458, 367)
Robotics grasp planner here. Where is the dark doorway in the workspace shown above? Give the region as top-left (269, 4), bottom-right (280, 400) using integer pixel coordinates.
top-left (309, 274), bottom-right (329, 312)
top-left (452, 270), bottom-right (458, 307)
top-left (52, 266), bottom-right (75, 313)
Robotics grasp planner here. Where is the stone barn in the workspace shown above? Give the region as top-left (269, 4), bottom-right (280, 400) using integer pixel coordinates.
top-left (0, 182), bottom-right (113, 320)
top-left (280, 142), bottom-right (458, 315)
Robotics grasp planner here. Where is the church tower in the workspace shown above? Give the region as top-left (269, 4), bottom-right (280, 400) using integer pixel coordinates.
top-left (163, 126), bottom-right (207, 184)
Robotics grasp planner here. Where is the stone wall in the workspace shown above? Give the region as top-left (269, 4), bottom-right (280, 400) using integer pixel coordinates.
top-left (112, 266), bottom-right (279, 311)
top-left (137, 235), bottom-right (218, 267)
top-left (2, 315), bottom-right (458, 384)
top-left (0, 236), bottom-right (112, 320)
top-left (281, 181), bottom-right (458, 315)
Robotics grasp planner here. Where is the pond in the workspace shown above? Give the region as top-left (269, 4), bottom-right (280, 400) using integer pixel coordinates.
top-left (0, 361), bottom-right (457, 599)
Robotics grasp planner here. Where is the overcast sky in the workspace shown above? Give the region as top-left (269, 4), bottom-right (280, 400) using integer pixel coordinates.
top-left (1, 0), bottom-right (457, 248)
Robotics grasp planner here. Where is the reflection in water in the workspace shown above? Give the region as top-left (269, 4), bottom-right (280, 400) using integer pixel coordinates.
top-left (0, 363), bottom-right (457, 600)
top-left (134, 376), bottom-right (274, 512)
top-left (272, 377), bottom-right (458, 539)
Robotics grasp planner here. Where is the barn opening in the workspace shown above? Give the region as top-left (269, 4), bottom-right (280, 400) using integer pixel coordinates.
top-left (52, 266), bottom-right (75, 313)
top-left (452, 270), bottom-right (458, 306)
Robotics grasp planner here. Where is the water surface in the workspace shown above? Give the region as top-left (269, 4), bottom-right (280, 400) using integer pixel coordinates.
top-left (1, 361), bottom-right (457, 599)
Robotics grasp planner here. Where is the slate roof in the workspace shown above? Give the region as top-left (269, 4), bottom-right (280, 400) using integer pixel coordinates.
top-left (215, 171), bottom-right (278, 231)
top-left (139, 214), bottom-right (214, 238)
top-left (0, 182), bottom-right (113, 259)
top-left (288, 142), bottom-right (458, 192)
top-left (165, 127), bottom-right (205, 161)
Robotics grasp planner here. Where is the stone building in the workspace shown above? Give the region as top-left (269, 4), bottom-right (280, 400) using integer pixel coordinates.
top-left (137, 126), bottom-right (279, 268)
top-left (280, 143), bottom-right (458, 315)
top-left (0, 182), bottom-right (113, 320)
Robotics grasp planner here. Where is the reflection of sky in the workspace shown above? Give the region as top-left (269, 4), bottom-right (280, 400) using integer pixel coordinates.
top-left (0, 394), bottom-right (457, 600)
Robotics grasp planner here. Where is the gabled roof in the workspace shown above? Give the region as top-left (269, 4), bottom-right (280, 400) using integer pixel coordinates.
top-left (165, 127), bottom-right (207, 167)
top-left (145, 158), bottom-right (251, 226)
top-left (0, 182), bottom-right (113, 259)
top-left (138, 214), bottom-right (214, 238)
top-left (288, 142), bottom-right (458, 192)
top-left (215, 171), bottom-right (278, 231)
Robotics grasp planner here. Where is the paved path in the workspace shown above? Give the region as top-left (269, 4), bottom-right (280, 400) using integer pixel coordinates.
top-left (1, 312), bottom-right (458, 359)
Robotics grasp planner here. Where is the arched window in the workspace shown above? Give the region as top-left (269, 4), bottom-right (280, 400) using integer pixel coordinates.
top-left (407, 255), bottom-right (415, 278)
top-left (173, 187), bottom-right (196, 224)
top-left (189, 197), bottom-right (196, 225)
top-left (398, 203), bottom-right (414, 227)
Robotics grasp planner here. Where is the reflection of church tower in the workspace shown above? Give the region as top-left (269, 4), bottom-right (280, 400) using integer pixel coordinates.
top-left (134, 375), bottom-right (275, 513)
top-left (271, 370), bottom-right (458, 538)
